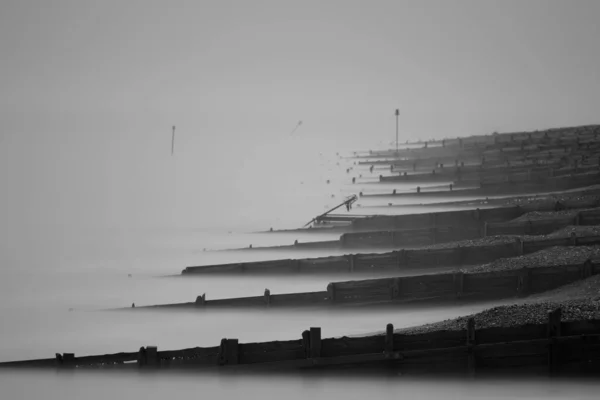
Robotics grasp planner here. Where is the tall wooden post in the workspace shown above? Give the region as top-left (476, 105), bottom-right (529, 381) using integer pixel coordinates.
top-left (466, 318), bottom-right (476, 377)
top-left (302, 330), bottom-right (311, 358)
top-left (62, 353), bottom-right (75, 369)
top-left (146, 346), bottom-right (158, 367)
top-left (454, 272), bottom-right (464, 299)
top-left (395, 109), bottom-right (400, 155)
top-left (309, 327), bottom-right (322, 358)
top-left (226, 339), bottom-right (239, 365)
top-left (547, 308), bottom-right (562, 376)
top-left (171, 126), bottom-right (175, 156)
top-left (347, 254), bottom-right (355, 272)
top-left (327, 283), bottom-right (336, 304)
top-left (385, 323), bottom-right (394, 354)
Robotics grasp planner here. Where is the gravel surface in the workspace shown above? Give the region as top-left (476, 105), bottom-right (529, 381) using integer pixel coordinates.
top-left (463, 245), bottom-right (600, 274)
top-left (396, 298), bottom-right (600, 335)
top-left (543, 225), bottom-right (600, 238)
top-left (416, 225), bottom-right (600, 252)
top-left (510, 209), bottom-right (580, 222)
top-left (503, 193), bottom-right (600, 208)
top-left (526, 275), bottom-right (600, 303)
top-left (417, 235), bottom-right (517, 250)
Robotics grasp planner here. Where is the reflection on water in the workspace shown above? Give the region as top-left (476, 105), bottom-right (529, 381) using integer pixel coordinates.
top-left (0, 370), bottom-right (597, 400)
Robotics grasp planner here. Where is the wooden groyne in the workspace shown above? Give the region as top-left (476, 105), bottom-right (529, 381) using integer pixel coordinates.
top-left (4, 309), bottom-right (600, 377)
top-left (360, 124), bottom-right (600, 161)
top-left (344, 207), bottom-right (600, 249)
top-left (486, 208), bottom-right (600, 236)
top-left (182, 233), bottom-right (600, 276)
top-left (147, 255), bottom-right (600, 310)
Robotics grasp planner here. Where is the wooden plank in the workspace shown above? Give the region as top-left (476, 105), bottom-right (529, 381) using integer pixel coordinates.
top-left (476, 324), bottom-right (547, 345)
top-left (238, 340), bottom-right (303, 355)
top-left (269, 291), bottom-right (329, 307)
top-left (73, 352), bottom-right (140, 366)
top-left (321, 336), bottom-right (385, 357)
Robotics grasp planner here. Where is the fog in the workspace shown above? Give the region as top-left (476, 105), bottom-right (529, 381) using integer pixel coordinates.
top-left (2, 0), bottom-right (600, 398)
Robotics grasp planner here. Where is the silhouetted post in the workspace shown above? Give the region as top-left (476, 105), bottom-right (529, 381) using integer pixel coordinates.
top-left (146, 346), bottom-right (158, 366)
top-left (385, 323), bottom-right (394, 354)
top-left (62, 353), bottom-right (75, 369)
top-left (466, 318), bottom-right (476, 377)
top-left (395, 109), bottom-right (400, 155)
top-left (171, 126), bottom-right (175, 156)
top-left (547, 308), bottom-right (562, 375)
top-left (309, 327), bottom-right (322, 358)
top-left (302, 330), bottom-right (311, 358)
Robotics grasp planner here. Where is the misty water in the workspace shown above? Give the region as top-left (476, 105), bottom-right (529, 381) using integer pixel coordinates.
top-left (0, 133), bottom-right (595, 398)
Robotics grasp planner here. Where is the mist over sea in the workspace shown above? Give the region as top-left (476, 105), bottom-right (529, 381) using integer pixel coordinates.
top-left (0, 129), bottom-right (596, 399)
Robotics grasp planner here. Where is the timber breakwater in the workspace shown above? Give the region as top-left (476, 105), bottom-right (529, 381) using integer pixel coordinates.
top-left (3, 124), bottom-right (600, 377)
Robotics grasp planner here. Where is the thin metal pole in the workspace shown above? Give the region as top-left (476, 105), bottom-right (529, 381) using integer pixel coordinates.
top-left (171, 126), bottom-right (175, 155)
top-left (395, 109), bottom-right (399, 155)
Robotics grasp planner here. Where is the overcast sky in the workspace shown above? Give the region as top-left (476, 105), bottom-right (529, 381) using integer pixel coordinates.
top-left (1, 0), bottom-right (599, 235)
top-left (2, 0), bottom-right (599, 143)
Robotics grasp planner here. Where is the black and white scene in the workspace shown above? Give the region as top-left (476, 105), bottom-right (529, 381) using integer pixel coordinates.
top-left (1, 1), bottom-right (600, 399)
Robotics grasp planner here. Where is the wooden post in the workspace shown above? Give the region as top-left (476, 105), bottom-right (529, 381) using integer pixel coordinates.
top-left (582, 259), bottom-right (593, 279)
top-left (515, 237), bottom-right (524, 256)
top-left (217, 339), bottom-right (226, 366)
top-left (390, 277), bottom-right (401, 300)
top-left (226, 339), bottom-right (239, 365)
top-left (146, 346), bottom-right (158, 367)
top-left (454, 272), bottom-right (464, 299)
top-left (264, 289), bottom-right (271, 306)
top-left (195, 293), bottom-right (206, 306)
top-left (309, 327), bottom-right (322, 358)
top-left (302, 330), bottom-right (311, 358)
top-left (347, 254), bottom-right (355, 272)
top-left (547, 308), bottom-right (562, 375)
top-left (137, 347), bottom-right (147, 367)
top-left (517, 267), bottom-right (531, 297)
top-left (385, 324), bottom-right (394, 354)
top-left (483, 222), bottom-right (488, 237)
top-left (62, 353), bottom-right (75, 368)
top-left (466, 318), bottom-right (476, 377)
top-left (327, 283), bottom-right (336, 304)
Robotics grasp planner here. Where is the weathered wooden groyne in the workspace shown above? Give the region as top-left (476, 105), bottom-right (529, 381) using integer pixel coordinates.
top-left (147, 253), bottom-right (600, 310)
top-left (343, 207), bottom-right (600, 248)
top-left (360, 124), bottom-right (600, 161)
top-left (486, 208), bottom-right (600, 236)
top-left (4, 308), bottom-right (600, 377)
top-left (182, 232), bottom-right (600, 277)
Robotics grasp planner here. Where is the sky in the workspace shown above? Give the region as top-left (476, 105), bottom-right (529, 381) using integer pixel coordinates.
top-left (0, 0), bottom-right (599, 236)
